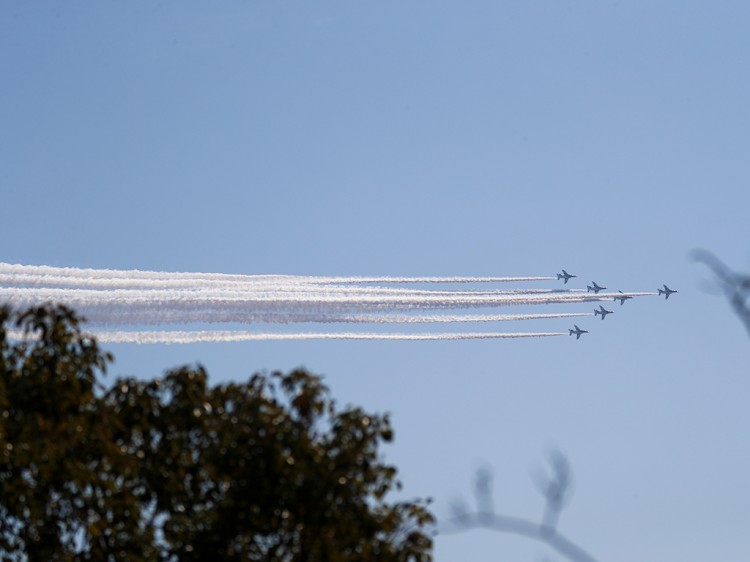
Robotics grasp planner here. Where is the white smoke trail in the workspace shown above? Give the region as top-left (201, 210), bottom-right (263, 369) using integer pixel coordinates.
top-left (0, 263), bottom-right (647, 344)
top-left (0, 285), bottom-right (631, 327)
top-left (0, 262), bottom-right (278, 283)
top-left (304, 276), bottom-right (557, 284)
top-left (0, 272), bottom-right (575, 294)
top-left (0, 263), bottom-right (554, 286)
top-left (79, 330), bottom-right (568, 344)
top-left (37, 309), bottom-right (593, 327)
top-left (0, 287), bottom-right (614, 306)
top-left (1, 271), bottom-right (553, 294)
top-left (0, 289), bottom-right (615, 330)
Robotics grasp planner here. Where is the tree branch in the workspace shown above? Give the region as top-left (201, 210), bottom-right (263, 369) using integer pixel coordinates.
top-left (440, 512), bottom-right (600, 562)
top-left (691, 249), bottom-right (750, 337)
top-left (439, 451), bottom-right (601, 562)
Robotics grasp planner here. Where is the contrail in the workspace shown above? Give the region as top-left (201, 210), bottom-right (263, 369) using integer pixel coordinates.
top-left (0, 262), bottom-right (282, 283)
top-left (302, 276), bottom-right (557, 284)
top-left (0, 272), bottom-right (547, 294)
top-left (0, 263), bottom-right (554, 286)
top-left (0, 263), bottom-right (655, 344)
top-left (0, 288), bottom-right (614, 328)
top-left (31, 309), bottom-right (593, 327)
top-left (0, 287), bottom-right (612, 307)
top-left (0, 285), bottom-right (621, 328)
top-left (68, 330), bottom-right (568, 344)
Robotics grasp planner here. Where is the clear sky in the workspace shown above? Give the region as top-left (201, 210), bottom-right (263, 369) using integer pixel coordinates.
top-left (2, 1), bottom-right (750, 560)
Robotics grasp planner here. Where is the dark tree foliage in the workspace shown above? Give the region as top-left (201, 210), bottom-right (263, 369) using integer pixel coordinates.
top-left (0, 305), bottom-right (433, 562)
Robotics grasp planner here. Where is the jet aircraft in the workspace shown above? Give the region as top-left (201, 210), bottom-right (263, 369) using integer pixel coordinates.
top-left (557, 269), bottom-right (576, 284)
top-left (587, 281), bottom-right (607, 293)
top-left (613, 291), bottom-right (633, 305)
top-left (658, 285), bottom-right (678, 299)
top-left (569, 325), bottom-right (588, 339)
top-left (594, 305), bottom-right (613, 319)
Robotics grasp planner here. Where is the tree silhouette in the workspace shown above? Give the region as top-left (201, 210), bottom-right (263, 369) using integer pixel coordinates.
top-left (0, 305), bottom-right (434, 562)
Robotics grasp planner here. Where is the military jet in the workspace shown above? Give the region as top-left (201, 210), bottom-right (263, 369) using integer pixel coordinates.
top-left (557, 269), bottom-right (576, 284)
top-left (613, 291), bottom-right (633, 305)
top-left (587, 281), bottom-right (607, 293)
top-left (569, 325), bottom-right (588, 339)
top-left (658, 285), bottom-right (678, 300)
top-left (594, 305), bottom-right (613, 319)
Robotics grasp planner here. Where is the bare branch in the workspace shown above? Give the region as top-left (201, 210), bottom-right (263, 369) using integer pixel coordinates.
top-left (473, 466), bottom-right (494, 518)
top-left (532, 450), bottom-right (573, 534)
top-left (440, 452), bottom-right (600, 562)
top-left (440, 511), bottom-right (600, 562)
top-left (691, 249), bottom-right (750, 337)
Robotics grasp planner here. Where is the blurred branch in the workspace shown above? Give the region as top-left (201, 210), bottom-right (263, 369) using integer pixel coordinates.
top-left (474, 466), bottom-right (494, 518)
top-left (440, 451), bottom-right (600, 562)
top-left (691, 249), bottom-right (750, 337)
top-left (532, 450), bottom-right (572, 535)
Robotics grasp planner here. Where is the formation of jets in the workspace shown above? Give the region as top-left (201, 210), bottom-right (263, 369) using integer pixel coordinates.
top-left (554, 270), bottom-right (677, 340)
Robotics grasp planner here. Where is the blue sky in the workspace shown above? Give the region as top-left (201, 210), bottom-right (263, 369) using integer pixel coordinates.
top-left (3, 1), bottom-right (750, 560)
